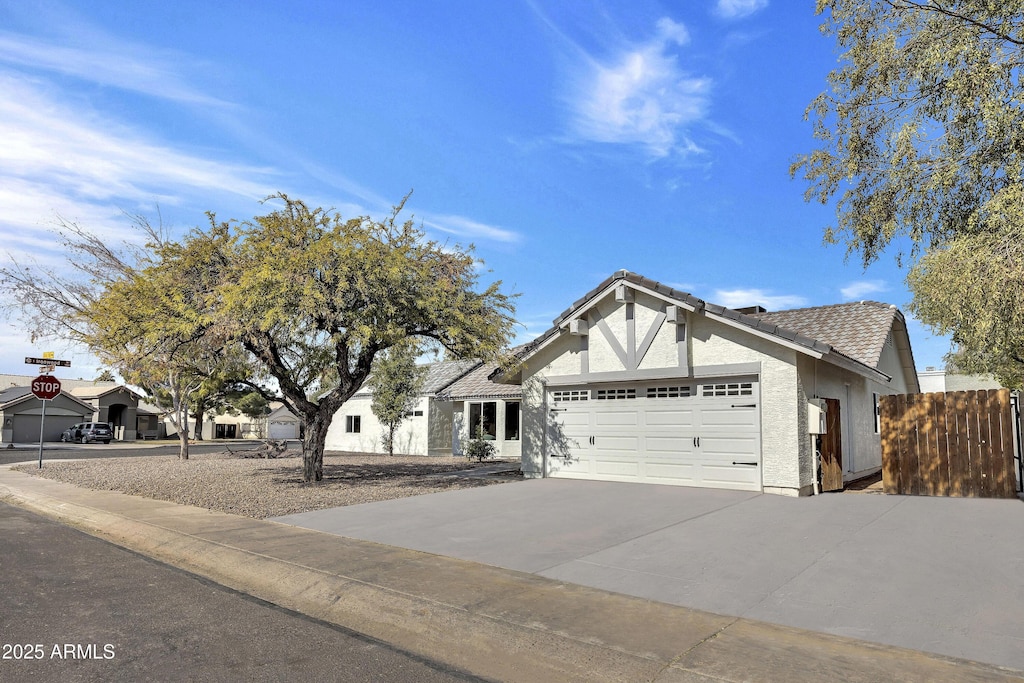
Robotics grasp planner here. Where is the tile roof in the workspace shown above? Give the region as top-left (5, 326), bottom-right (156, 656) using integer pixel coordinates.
top-left (751, 302), bottom-right (899, 369)
top-left (438, 361), bottom-right (522, 400)
top-left (418, 359), bottom-right (481, 394)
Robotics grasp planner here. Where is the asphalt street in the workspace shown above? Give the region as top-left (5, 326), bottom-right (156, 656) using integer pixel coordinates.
top-left (0, 501), bottom-right (481, 683)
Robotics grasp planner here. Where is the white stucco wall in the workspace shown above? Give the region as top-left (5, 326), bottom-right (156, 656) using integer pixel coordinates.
top-left (326, 394), bottom-right (432, 455)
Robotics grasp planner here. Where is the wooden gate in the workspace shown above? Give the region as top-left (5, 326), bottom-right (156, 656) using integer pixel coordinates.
top-left (818, 398), bottom-right (843, 491)
top-left (880, 389), bottom-right (1018, 497)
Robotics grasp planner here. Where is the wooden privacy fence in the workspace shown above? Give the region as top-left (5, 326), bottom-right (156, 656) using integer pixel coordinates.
top-left (880, 389), bottom-right (1018, 498)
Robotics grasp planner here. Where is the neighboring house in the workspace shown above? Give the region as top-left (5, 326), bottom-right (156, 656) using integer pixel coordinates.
top-left (496, 271), bottom-right (920, 496)
top-left (0, 386), bottom-right (94, 443)
top-left (157, 400), bottom-right (302, 441)
top-left (917, 368), bottom-right (1003, 393)
top-left (437, 361), bottom-right (522, 460)
top-left (327, 359), bottom-right (479, 455)
top-left (69, 386), bottom-right (142, 441)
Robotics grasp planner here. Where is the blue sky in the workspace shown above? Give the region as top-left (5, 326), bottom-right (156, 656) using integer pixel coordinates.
top-left (0, 0), bottom-right (951, 379)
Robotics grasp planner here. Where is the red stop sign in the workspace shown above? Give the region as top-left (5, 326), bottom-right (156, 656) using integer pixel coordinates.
top-left (31, 375), bottom-right (61, 400)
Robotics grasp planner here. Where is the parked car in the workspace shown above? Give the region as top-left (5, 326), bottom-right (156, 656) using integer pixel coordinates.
top-left (60, 423), bottom-right (113, 444)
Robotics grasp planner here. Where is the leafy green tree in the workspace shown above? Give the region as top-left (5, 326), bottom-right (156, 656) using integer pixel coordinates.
top-left (793, 1), bottom-right (1024, 381)
top-left (234, 391), bottom-right (273, 438)
top-left (0, 216), bottom-right (255, 459)
top-left (209, 194), bottom-right (516, 482)
top-left (907, 224), bottom-right (1024, 388)
top-left (94, 369), bottom-right (116, 382)
top-left (368, 342), bottom-right (428, 456)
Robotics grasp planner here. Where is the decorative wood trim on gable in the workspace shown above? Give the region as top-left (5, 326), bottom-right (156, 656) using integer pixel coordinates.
top-left (591, 307), bottom-right (629, 368)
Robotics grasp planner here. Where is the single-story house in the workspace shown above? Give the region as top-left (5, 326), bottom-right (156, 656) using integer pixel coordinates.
top-left (0, 386), bottom-right (95, 443)
top-left (496, 271), bottom-right (919, 496)
top-left (70, 385), bottom-right (142, 441)
top-left (326, 359), bottom-right (479, 455)
top-left (266, 402), bottom-right (302, 440)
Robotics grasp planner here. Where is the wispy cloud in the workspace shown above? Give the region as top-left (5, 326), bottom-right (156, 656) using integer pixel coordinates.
top-left (713, 288), bottom-right (808, 310)
top-left (562, 17), bottom-right (712, 158)
top-left (840, 280), bottom-right (888, 301)
top-left (0, 30), bottom-right (230, 107)
top-left (422, 214), bottom-right (522, 244)
top-left (714, 0), bottom-right (769, 20)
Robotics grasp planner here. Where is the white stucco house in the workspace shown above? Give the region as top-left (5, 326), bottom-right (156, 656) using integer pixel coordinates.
top-left (326, 358), bottom-right (524, 458)
top-left (496, 271), bottom-right (920, 496)
top-left (326, 359), bottom-right (479, 456)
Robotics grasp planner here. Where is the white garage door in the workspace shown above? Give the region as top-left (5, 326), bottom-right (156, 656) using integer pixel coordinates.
top-left (268, 421), bottom-right (300, 440)
top-left (546, 378), bottom-right (761, 491)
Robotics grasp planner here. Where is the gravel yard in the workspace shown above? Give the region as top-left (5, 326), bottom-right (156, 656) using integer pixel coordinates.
top-left (13, 451), bottom-right (520, 519)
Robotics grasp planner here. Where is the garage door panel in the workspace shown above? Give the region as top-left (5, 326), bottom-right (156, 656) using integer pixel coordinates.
top-left (700, 435), bottom-right (759, 458)
top-left (594, 459), bottom-right (641, 477)
top-left (699, 405), bottom-right (758, 429)
top-left (594, 436), bottom-right (640, 451)
top-left (594, 410), bottom-right (639, 426)
top-left (643, 462), bottom-right (698, 482)
top-left (645, 437), bottom-right (695, 455)
top-left (645, 407), bottom-right (695, 426)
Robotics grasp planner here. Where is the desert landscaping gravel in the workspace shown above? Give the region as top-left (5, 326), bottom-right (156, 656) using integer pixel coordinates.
top-left (13, 451), bottom-right (519, 519)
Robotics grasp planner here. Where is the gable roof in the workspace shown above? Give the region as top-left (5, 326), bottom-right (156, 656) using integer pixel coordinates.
top-left (505, 271), bottom-right (916, 386)
top-left (0, 385), bottom-right (97, 412)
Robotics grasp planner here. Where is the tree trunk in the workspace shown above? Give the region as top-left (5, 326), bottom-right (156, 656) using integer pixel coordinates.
top-left (193, 401), bottom-right (206, 441)
top-left (177, 428), bottom-right (190, 460)
top-left (388, 424), bottom-right (396, 456)
top-left (302, 410), bottom-right (330, 482)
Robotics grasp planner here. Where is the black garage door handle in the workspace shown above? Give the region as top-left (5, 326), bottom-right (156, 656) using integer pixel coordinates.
top-left (732, 461), bottom-right (758, 466)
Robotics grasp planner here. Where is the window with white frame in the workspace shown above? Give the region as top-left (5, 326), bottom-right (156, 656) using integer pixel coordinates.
top-left (595, 388), bottom-right (636, 400)
top-left (469, 402), bottom-right (497, 440)
top-left (701, 382), bottom-right (753, 397)
top-left (345, 415), bottom-right (361, 433)
top-left (552, 390), bottom-right (588, 402)
top-left (646, 386), bottom-right (692, 398)
top-left (504, 401), bottom-right (520, 441)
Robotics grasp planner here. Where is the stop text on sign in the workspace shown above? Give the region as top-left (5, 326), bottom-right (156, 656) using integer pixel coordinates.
top-left (31, 376), bottom-right (62, 400)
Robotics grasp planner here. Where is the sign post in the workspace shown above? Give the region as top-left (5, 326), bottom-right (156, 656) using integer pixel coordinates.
top-left (26, 355), bottom-right (69, 468)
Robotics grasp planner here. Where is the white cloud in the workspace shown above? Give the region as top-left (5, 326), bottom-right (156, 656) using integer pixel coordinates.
top-left (713, 288), bottom-right (808, 310)
top-left (840, 280), bottom-right (889, 301)
top-left (567, 18), bottom-right (712, 158)
top-left (423, 214), bottom-right (522, 244)
top-left (714, 0), bottom-right (769, 20)
top-left (0, 31), bottom-right (230, 107)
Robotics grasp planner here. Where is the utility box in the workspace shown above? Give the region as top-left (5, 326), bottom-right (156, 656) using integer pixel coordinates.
top-left (808, 398), bottom-right (828, 435)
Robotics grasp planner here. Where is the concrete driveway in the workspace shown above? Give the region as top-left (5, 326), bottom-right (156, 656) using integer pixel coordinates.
top-left (272, 479), bottom-right (1024, 671)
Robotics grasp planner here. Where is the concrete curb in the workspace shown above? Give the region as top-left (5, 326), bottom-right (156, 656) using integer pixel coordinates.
top-left (2, 468), bottom-right (1021, 682)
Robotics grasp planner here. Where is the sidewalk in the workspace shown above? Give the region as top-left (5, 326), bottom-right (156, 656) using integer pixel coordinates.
top-left (1, 466), bottom-right (1020, 682)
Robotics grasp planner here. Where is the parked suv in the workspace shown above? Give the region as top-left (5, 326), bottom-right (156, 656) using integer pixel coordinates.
top-left (60, 423), bottom-right (113, 444)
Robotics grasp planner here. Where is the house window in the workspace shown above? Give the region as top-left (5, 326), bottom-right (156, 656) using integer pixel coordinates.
top-left (469, 402), bottom-right (497, 440)
top-left (646, 386), bottom-right (691, 398)
top-left (701, 382), bottom-right (753, 397)
top-left (596, 388), bottom-right (636, 400)
top-left (345, 415), bottom-right (361, 433)
top-left (504, 401), bottom-right (520, 441)
top-left (403, 409), bottom-right (425, 418)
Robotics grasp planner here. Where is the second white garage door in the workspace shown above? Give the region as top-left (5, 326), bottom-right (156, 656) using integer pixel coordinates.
top-left (546, 379), bottom-right (761, 491)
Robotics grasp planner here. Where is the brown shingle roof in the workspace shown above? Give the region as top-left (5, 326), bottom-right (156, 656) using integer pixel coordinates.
top-left (752, 301), bottom-right (898, 369)
top-left (438, 362), bottom-right (522, 400)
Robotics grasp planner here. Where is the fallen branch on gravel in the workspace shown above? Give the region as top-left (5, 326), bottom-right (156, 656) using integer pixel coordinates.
top-left (224, 440), bottom-right (290, 459)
